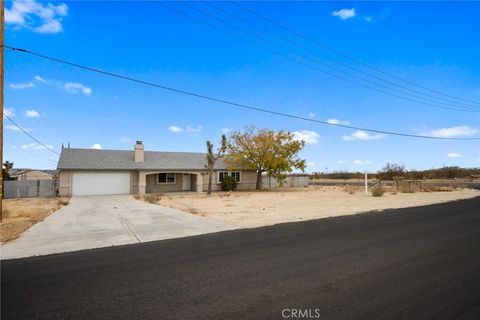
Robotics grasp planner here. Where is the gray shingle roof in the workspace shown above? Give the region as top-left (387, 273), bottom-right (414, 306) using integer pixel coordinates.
top-left (57, 148), bottom-right (229, 171)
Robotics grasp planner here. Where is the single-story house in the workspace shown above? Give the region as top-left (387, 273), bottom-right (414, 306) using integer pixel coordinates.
top-left (10, 169), bottom-right (57, 181)
top-left (57, 141), bottom-right (257, 196)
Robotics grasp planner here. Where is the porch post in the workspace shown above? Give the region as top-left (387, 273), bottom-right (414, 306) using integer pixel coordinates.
top-left (196, 174), bottom-right (203, 193)
top-left (138, 171), bottom-right (146, 195)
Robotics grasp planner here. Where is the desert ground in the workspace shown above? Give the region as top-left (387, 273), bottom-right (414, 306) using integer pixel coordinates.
top-left (144, 187), bottom-right (480, 228)
top-left (1, 197), bottom-right (69, 243)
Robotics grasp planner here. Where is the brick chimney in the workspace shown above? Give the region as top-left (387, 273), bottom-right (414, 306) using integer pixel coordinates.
top-left (134, 141), bottom-right (144, 162)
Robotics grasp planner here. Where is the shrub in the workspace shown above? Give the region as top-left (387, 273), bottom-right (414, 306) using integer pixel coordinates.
top-left (57, 199), bottom-right (70, 206)
top-left (221, 175), bottom-right (238, 191)
top-left (371, 187), bottom-right (385, 197)
top-left (144, 195), bottom-right (160, 204)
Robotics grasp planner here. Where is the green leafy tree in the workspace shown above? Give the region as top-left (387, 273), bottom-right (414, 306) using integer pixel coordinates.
top-left (205, 135), bottom-right (227, 195)
top-left (225, 126), bottom-right (306, 190)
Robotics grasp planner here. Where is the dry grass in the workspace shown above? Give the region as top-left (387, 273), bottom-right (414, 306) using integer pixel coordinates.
top-left (144, 195), bottom-right (162, 204)
top-left (422, 186), bottom-right (455, 192)
top-left (143, 186), bottom-right (480, 228)
top-left (1, 197), bottom-right (69, 243)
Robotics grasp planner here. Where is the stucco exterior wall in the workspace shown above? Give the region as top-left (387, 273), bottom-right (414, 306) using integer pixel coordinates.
top-left (131, 171), bottom-right (139, 194)
top-left (202, 170), bottom-right (258, 191)
top-left (145, 173), bottom-right (184, 193)
top-left (58, 171), bottom-right (72, 196)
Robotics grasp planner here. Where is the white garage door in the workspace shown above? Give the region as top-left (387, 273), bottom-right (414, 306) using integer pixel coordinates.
top-left (72, 172), bottom-right (131, 196)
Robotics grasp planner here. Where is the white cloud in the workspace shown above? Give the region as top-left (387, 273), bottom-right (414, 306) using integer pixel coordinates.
top-left (332, 8), bottom-right (356, 20)
top-left (5, 0), bottom-right (68, 34)
top-left (327, 118), bottom-right (350, 125)
top-left (90, 143), bottom-right (102, 150)
top-left (308, 112), bottom-right (315, 119)
top-left (337, 160), bottom-right (344, 164)
top-left (5, 124), bottom-right (31, 132)
top-left (353, 160), bottom-right (371, 165)
top-left (307, 161), bottom-right (316, 168)
top-left (4, 108), bottom-right (15, 118)
top-left (9, 81), bottom-right (34, 89)
top-left (447, 152), bottom-right (463, 158)
top-left (221, 128), bottom-right (231, 134)
top-left (64, 82), bottom-right (92, 95)
top-left (168, 126), bottom-right (182, 133)
top-left (424, 126), bottom-right (478, 138)
top-left (5, 125), bottom-right (21, 132)
top-left (21, 143), bottom-right (53, 150)
top-left (34, 75), bottom-right (48, 83)
top-left (25, 110), bottom-right (40, 118)
top-left (293, 130), bottom-right (320, 145)
top-left (186, 125), bottom-right (203, 133)
top-left (342, 130), bottom-right (385, 141)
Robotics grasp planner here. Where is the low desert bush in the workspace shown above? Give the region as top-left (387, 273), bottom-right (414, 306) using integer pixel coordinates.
top-left (221, 175), bottom-right (238, 191)
top-left (2, 208), bottom-right (10, 218)
top-left (343, 186), bottom-right (355, 194)
top-left (144, 195), bottom-right (161, 204)
top-left (371, 187), bottom-right (385, 197)
top-left (57, 199), bottom-right (70, 206)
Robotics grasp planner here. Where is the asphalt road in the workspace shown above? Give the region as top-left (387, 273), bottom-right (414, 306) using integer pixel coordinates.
top-left (2, 197), bottom-right (480, 320)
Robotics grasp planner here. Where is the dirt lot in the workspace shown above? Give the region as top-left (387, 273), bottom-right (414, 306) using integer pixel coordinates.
top-left (1, 197), bottom-right (69, 243)
top-left (144, 187), bottom-right (480, 228)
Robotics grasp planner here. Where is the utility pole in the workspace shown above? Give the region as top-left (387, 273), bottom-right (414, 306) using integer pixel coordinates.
top-left (0, 0), bottom-right (4, 221)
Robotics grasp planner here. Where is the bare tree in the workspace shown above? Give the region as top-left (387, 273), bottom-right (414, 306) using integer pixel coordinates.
top-left (205, 135), bottom-right (227, 195)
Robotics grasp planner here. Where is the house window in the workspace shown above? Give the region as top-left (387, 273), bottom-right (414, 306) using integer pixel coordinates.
top-left (218, 171), bottom-right (241, 183)
top-left (230, 171), bottom-right (241, 182)
top-left (158, 173), bottom-right (175, 184)
top-left (218, 172), bottom-right (228, 183)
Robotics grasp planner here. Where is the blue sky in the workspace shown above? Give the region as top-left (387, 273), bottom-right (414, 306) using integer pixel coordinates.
top-left (4, 0), bottom-right (480, 172)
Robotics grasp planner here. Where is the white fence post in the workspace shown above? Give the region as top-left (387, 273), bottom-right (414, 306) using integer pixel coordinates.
top-left (365, 172), bottom-right (368, 195)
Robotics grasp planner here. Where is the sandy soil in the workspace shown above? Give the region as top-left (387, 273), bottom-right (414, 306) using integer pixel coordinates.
top-left (146, 187), bottom-right (480, 228)
top-left (1, 197), bottom-right (69, 243)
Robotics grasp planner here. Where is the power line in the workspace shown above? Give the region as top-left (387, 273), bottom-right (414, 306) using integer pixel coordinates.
top-left (8, 142), bottom-right (58, 164)
top-left (3, 113), bottom-right (60, 155)
top-left (156, 1), bottom-right (478, 113)
top-left (4, 45), bottom-right (480, 141)
top-left (203, 1), bottom-right (479, 110)
top-left (229, 1), bottom-right (480, 106)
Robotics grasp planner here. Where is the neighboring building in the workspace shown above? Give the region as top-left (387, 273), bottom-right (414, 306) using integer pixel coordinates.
top-left (10, 169), bottom-right (57, 181)
top-left (57, 141), bottom-right (257, 196)
top-left (262, 174), bottom-right (310, 188)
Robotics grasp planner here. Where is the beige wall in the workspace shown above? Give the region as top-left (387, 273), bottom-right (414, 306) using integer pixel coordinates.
top-left (131, 171), bottom-right (139, 194)
top-left (146, 173), bottom-right (184, 193)
top-left (17, 171), bottom-right (55, 181)
top-left (58, 171), bottom-right (72, 196)
top-left (202, 170), bottom-right (257, 191)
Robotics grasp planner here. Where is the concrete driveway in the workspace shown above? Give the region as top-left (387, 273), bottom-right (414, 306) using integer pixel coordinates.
top-left (1, 195), bottom-right (235, 260)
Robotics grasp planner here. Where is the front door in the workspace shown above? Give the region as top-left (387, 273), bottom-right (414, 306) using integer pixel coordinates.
top-left (182, 174), bottom-right (191, 191)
